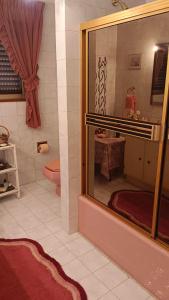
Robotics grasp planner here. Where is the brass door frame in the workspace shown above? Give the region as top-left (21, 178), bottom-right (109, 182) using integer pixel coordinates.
top-left (152, 48), bottom-right (169, 238)
top-left (81, 0), bottom-right (169, 248)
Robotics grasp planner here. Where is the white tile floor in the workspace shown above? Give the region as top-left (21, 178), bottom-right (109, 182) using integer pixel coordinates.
top-left (0, 180), bottom-right (157, 300)
top-left (94, 175), bottom-right (140, 206)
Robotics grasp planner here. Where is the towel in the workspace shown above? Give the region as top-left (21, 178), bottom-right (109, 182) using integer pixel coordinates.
top-left (125, 95), bottom-right (136, 112)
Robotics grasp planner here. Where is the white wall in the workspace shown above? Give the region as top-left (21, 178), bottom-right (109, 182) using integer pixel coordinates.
top-left (115, 12), bottom-right (169, 123)
top-left (55, 0), bottom-right (118, 232)
top-left (55, 0), bottom-right (148, 233)
top-left (0, 0), bottom-right (148, 213)
top-left (0, 0), bottom-right (59, 185)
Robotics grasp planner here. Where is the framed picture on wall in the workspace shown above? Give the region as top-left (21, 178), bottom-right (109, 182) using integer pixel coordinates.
top-left (128, 53), bottom-right (142, 70)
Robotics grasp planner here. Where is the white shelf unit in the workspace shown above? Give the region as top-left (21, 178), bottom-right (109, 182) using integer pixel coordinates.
top-left (0, 144), bottom-right (20, 199)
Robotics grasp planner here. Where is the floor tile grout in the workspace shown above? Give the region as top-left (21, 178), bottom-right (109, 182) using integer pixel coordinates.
top-left (0, 180), bottom-right (156, 300)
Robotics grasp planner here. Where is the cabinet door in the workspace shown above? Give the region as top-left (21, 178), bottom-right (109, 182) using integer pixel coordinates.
top-left (162, 144), bottom-right (169, 191)
top-left (124, 136), bottom-right (145, 180)
top-left (143, 141), bottom-right (159, 186)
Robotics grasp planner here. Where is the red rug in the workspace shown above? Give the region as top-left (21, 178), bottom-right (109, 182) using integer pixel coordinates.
top-left (108, 190), bottom-right (169, 242)
top-left (0, 238), bottom-right (87, 300)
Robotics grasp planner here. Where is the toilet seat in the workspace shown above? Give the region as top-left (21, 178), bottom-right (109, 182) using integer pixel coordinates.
top-left (45, 160), bottom-right (60, 172)
top-left (43, 160), bottom-right (61, 196)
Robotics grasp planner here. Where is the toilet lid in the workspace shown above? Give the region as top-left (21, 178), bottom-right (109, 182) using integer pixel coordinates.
top-left (45, 160), bottom-right (60, 172)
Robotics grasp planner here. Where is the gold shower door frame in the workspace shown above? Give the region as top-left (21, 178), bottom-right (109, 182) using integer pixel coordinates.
top-left (81, 0), bottom-right (169, 250)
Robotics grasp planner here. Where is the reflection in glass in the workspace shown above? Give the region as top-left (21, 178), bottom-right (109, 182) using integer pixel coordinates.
top-left (151, 43), bottom-right (168, 105)
top-left (87, 12), bottom-right (169, 235)
top-left (158, 128), bottom-right (169, 244)
top-left (88, 13), bottom-right (169, 123)
top-left (88, 127), bottom-right (159, 232)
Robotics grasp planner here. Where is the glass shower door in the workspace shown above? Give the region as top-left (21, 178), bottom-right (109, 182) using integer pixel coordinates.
top-left (86, 12), bottom-right (169, 236)
top-left (157, 124), bottom-right (169, 244)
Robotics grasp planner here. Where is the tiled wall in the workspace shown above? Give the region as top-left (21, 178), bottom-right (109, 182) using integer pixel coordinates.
top-left (115, 12), bottom-right (169, 123)
top-left (0, 0), bottom-right (148, 219)
top-left (55, 0), bottom-right (117, 233)
top-left (55, 0), bottom-right (148, 233)
top-left (0, 0), bottom-right (59, 185)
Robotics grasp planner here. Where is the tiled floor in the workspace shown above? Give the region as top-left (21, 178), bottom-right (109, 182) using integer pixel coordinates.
top-left (0, 180), bottom-right (157, 300)
top-left (94, 175), bottom-right (140, 206)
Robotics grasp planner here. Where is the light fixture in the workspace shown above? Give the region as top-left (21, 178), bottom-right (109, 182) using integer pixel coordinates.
top-left (153, 45), bottom-right (159, 52)
top-left (112, 0), bottom-right (128, 10)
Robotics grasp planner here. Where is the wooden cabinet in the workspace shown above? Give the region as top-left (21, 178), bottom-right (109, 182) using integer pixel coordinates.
top-left (124, 136), bottom-right (159, 187)
top-left (143, 141), bottom-right (159, 186)
top-left (124, 136), bottom-right (144, 181)
top-left (163, 161), bottom-right (169, 191)
top-left (162, 144), bottom-right (169, 191)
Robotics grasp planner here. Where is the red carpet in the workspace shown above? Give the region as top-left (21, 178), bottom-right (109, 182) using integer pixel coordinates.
top-left (108, 190), bottom-right (169, 242)
top-left (0, 238), bottom-right (87, 300)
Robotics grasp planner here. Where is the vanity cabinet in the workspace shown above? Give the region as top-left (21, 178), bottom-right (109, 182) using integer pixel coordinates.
top-left (162, 145), bottom-right (169, 191)
top-left (163, 161), bottom-right (169, 190)
top-left (124, 136), bottom-right (159, 187)
top-left (143, 141), bottom-right (159, 186)
top-left (124, 136), bottom-right (144, 181)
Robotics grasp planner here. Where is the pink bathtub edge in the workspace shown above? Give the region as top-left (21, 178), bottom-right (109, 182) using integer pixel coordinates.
top-left (78, 195), bottom-right (169, 300)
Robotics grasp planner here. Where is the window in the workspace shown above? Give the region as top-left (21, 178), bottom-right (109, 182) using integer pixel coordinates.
top-left (0, 43), bottom-right (24, 102)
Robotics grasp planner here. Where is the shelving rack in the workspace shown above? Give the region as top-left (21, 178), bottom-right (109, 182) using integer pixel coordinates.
top-left (0, 144), bottom-right (20, 199)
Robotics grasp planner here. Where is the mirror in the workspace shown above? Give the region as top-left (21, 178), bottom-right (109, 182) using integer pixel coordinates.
top-left (87, 126), bottom-right (159, 234)
top-left (151, 43), bottom-right (168, 106)
top-left (87, 12), bottom-right (169, 234)
top-left (88, 13), bottom-right (169, 124)
top-left (158, 126), bottom-right (169, 244)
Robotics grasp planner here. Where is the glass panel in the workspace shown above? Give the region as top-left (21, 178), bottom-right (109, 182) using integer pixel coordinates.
top-left (87, 126), bottom-right (159, 232)
top-left (88, 12), bottom-right (169, 124)
top-left (0, 43), bottom-right (23, 95)
top-left (157, 126), bottom-right (169, 244)
top-left (87, 12), bottom-right (169, 234)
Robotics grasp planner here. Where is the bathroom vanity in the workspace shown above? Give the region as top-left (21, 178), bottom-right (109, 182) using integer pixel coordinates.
top-left (124, 136), bottom-right (159, 187)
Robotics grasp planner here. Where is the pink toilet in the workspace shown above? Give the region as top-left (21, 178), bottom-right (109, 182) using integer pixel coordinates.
top-left (43, 160), bottom-right (61, 196)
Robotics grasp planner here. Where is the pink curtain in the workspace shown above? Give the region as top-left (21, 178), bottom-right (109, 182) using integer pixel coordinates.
top-left (0, 0), bottom-right (45, 128)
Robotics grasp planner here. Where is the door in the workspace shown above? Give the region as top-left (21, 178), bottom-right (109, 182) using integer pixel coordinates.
top-left (85, 12), bottom-right (169, 238)
top-left (143, 141), bottom-right (159, 187)
top-left (124, 136), bottom-right (145, 181)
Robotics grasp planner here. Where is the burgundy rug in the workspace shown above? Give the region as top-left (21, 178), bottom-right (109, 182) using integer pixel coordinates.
top-left (0, 238), bottom-right (87, 300)
top-left (108, 190), bottom-right (169, 242)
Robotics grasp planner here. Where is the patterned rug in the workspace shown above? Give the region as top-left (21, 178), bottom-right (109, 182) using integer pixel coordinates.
top-left (108, 190), bottom-right (169, 242)
top-left (0, 238), bottom-right (87, 300)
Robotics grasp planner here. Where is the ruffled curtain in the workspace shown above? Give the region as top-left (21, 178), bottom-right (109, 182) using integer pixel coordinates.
top-left (0, 0), bottom-right (45, 128)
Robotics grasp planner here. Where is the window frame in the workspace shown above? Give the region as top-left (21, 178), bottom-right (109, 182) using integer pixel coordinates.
top-left (0, 43), bottom-right (25, 102)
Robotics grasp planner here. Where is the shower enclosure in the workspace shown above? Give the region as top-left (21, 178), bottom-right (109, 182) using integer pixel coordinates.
top-left (81, 0), bottom-right (169, 249)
